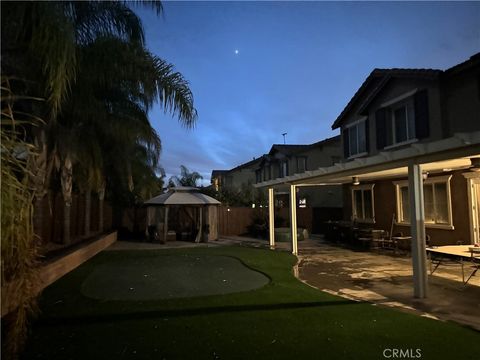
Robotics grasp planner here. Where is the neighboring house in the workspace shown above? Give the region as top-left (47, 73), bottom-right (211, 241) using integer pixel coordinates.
top-left (210, 170), bottom-right (229, 192)
top-left (256, 136), bottom-right (343, 208)
top-left (211, 157), bottom-right (264, 202)
top-left (331, 53), bottom-right (480, 245)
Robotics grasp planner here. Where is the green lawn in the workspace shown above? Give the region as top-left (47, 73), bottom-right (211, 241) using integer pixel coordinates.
top-left (23, 246), bottom-right (478, 359)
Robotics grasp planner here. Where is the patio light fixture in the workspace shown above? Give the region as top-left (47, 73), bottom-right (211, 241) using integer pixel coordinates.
top-left (352, 176), bottom-right (360, 186)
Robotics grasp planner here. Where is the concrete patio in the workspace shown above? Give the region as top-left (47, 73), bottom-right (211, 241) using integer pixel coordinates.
top-left (295, 237), bottom-right (480, 331)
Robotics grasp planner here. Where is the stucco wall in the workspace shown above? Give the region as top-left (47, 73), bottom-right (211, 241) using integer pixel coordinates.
top-left (344, 170), bottom-right (472, 246)
top-left (443, 65), bottom-right (480, 135)
top-left (341, 77), bottom-right (443, 159)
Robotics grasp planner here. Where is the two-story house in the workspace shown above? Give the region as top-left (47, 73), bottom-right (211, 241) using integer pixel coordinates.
top-left (332, 54), bottom-right (480, 247)
top-left (256, 136), bottom-right (343, 209)
top-left (210, 157), bottom-right (264, 203)
top-left (255, 53), bottom-right (480, 298)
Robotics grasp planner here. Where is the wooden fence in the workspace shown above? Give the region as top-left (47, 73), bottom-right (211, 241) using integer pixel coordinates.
top-left (217, 206), bottom-right (344, 237)
top-left (35, 192), bottom-right (113, 245)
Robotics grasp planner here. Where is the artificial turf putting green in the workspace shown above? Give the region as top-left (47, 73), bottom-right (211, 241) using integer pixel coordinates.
top-left (81, 254), bottom-right (269, 300)
top-left (23, 246), bottom-right (479, 360)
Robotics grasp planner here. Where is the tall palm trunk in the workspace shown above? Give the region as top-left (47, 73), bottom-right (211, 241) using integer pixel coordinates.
top-left (84, 187), bottom-right (91, 237)
top-left (61, 155), bottom-right (73, 244)
top-left (98, 181), bottom-right (106, 233)
top-left (28, 129), bottom-right (50, 243)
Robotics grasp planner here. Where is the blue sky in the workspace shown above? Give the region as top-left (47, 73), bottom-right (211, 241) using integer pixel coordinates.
top-left (138, 1), bottom-right (479, 186)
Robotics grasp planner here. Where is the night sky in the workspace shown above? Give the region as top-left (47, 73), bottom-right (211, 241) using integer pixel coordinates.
top-left (138, 1), bottom-right (479, 186)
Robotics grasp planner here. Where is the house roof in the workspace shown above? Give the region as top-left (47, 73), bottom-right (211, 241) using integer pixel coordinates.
top-left (268, 135), bottom-right (341, 157)
top-left (211, 170), bottom-right (229, 178)
top-left (229, 156), bottom-right (264, 172)
top-left (254, 132), bottom-right (480, 189)
top-left (145, 186), bottom-right (221, 206)
top-left (331, 68), bottom-right (442, 130)
top-left (444, 52), bottom-right (480, 75)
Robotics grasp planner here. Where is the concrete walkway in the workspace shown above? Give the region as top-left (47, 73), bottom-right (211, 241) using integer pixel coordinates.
top-left (296, 237), bottom-right (480, 331)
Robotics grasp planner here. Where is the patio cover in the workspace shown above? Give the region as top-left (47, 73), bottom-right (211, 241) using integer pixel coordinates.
top-left (255, 131), bottom-right (480, 299)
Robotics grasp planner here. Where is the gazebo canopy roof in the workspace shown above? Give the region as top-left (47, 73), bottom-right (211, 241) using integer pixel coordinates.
top-left (144, 187), bottom-right (221, 206)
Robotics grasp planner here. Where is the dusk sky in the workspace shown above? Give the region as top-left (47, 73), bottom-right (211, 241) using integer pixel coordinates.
top-left (138, 1), bottom-right (479, 186)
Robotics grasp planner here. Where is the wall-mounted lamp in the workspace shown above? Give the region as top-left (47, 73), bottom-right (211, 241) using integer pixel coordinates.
top-left (352, 176), bottom-right (360, 186)
top-left (422, 172), bottom-right (429, 181)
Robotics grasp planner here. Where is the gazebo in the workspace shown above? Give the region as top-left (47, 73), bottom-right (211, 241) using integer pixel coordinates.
top-left (144, 187), bottom-right (221, 243)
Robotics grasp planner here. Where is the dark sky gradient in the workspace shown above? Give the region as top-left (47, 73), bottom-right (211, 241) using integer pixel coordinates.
top-left (138, 1), bottom-right (479, 186)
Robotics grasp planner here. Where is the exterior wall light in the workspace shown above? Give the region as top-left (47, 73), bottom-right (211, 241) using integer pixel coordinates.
top-left (352, 176), bottom-right (360, 186)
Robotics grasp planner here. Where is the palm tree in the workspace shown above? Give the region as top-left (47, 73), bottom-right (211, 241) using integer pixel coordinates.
top-left (1, 2), bottom-right (196, 354)
top-left (170, 165), bottom-right (204, 187)
top-left (52, 33), bottom-right (195, 242)
top-left (1, 1), bottom-right (155, 243)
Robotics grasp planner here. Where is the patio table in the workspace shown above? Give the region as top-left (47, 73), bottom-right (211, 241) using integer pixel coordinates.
top-left (426, 245), bottom-right (480, 285)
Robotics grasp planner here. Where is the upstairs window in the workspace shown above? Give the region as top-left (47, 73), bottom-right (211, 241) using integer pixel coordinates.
top-left (296, 157), bottom-right (307, 173)
top-left (255, 169), bottom-right (262, 183)
top-left (279, 161), bottom-right (288, 178)
top-left (263, 165), bottom-right (271, 181)
top-left (343, 119), bottom-right (367, 158)
top-left (376, 89), bottom-right (429, 150)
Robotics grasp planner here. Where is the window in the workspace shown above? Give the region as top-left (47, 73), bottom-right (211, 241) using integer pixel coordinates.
top-left (388, 102), bottom-right (416, 145)
top-left (394, 175), bottom-right (453, 229)
top-left (279, 161), bottom-right (288, 178)
top-left (351, 184), bottom-right (375, 222)
top-left (296, 157), bottom-right (307, 173)
top-left (263, 166), bottom-right (271, 181)
top-left (347, 119), bottom-right (367, 157)
top-left (255, 170), bottom-right (262, 183)
top-left (376, 89), bottom-right (429, 150)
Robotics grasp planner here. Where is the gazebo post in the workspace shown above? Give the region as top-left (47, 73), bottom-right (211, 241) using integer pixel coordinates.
top-left (163, 205), bottom-right (169, 243)
top-left (195, 206), bottom-right (203, 243)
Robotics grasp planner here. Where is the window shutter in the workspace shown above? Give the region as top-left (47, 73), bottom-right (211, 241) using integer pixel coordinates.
top-left (414, 89), bottom-right (430, 139)
top-left (342, 128), bottom-right (349, 158)
top-left (375, 108), bottom-right (387, 150)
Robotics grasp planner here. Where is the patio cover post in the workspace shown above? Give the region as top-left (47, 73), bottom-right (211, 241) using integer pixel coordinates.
top-left (408, 162), bottom-right (428, 298)
top-left (289, 184), bottom-right (298, 255)
top-left (268, 187), bottom-right (275, 249)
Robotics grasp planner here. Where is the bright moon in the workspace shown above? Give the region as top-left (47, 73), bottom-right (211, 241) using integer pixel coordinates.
top-left (234, 49), bottom-right (239, 55)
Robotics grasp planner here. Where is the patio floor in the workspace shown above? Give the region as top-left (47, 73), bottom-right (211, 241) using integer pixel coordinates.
top-left (296, 237), bottom-right (480, 331)
top-left (219, 235), bottom-right (480, 331)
